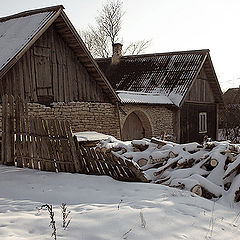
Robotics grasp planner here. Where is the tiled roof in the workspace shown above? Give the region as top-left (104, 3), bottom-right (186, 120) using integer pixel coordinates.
top-left (97, 50), bottom-right (209, 106)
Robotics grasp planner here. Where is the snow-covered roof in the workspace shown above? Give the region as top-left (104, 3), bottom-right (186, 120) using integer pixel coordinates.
top-left (0, 11), bottom-right (56, 72)
top-left (117, 91), bottom-right (173, 105)
top-left (97, 49), bottom-right (223, 107)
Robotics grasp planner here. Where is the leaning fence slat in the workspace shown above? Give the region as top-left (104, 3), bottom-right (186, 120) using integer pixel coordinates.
top-left (65, 121), bottom-right (81, 173)
top-left (44, 119), bottom-right (57, 172)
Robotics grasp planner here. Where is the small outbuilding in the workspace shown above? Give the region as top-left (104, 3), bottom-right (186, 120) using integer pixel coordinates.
top-left (0, 6), bottom-right (121, 138)
top-left (97, 45), bottom-right (224, 143)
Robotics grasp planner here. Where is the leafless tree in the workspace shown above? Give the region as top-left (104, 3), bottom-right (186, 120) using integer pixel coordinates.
top-left (80, 0), bottom-right (151, 58)
top-left (123, 40), bottom-right (151, 55)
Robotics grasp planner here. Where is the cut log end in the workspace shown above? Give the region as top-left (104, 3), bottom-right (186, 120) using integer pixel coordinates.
top-left (191, 185), bottom-right (202, 196)
top-left (210, 159), bottom-right (218, 167)
top-left (137, 158), bottom-right (148, 167)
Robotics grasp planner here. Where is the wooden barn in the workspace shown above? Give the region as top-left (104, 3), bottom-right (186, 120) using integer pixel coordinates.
top-left (0, 6), bottom-right (121, 138)
top-left (97, 44), bottom-right (224, 143)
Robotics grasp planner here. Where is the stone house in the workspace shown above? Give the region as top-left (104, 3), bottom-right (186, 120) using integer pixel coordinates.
top-left (0, 5), bottom-right (121, 138)
top-left (97, 44), bottom-right (224, 143)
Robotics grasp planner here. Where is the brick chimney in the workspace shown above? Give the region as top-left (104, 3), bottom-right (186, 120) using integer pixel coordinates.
top-left (112, 43), bottom-right (122, 64)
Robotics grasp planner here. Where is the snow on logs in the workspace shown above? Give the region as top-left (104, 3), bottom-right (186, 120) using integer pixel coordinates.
top-left (96, 137), bottom-right (240, 203)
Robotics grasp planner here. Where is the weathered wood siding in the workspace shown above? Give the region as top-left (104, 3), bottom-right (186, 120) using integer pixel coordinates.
top-left (185, 67), bottom-right (215, 103)
top-left (179, 65), bottom-right (218, 143)
top-left (0, 25), bottom-right (110, 104)
top-left (180, 102), bottom-right (217, 143)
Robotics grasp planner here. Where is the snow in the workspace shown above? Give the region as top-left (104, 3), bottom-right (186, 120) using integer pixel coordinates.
top-left (0, 11), bottom-right (55, 71)
top-left (73, 131), bottom-right (111, 142)
top-left (0, 165), bottom-right (239, 240)
top-left (117, 90), bottom-right (173, 105)
top-left (98, 137), bottom-right (240, 206)
top-left (168, 91), bottom-right (184, 106)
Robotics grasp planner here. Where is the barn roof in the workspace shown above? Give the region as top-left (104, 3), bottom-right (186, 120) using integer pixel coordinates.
top-left (223, 88), bottom-right (240, 105)
top-left (97, 50), bottom-right (222, 106)
top-left (0, 5), bottom-right (119, 103)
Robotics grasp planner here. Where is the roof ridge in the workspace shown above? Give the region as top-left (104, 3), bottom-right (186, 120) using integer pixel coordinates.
top-left (0, 5), bottom-right (64, 22)
top-left (96, 49), bottom-right (209, 62)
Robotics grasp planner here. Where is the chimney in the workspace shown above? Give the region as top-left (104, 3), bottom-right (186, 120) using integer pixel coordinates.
top-left (112, 43), bottom-right (122, 64)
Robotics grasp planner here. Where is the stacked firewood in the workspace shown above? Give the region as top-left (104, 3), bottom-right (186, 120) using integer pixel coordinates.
top-left (96, 137), bottom-right (240, 203)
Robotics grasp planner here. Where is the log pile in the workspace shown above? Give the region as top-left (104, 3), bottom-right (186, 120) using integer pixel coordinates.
top-left (96, 137), bottom-right (240, 203)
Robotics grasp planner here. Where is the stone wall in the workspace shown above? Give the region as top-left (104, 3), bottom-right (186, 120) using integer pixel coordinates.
top-left (119, 104), bottom-right (175, 141)
top-left (0, 102), bottom-right (121, 139)
top-left (27, 102), bottom-right (121, 138)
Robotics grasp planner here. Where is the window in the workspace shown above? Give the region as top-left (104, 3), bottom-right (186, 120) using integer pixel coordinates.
top-left (199, 112), bottom-right (207, 133)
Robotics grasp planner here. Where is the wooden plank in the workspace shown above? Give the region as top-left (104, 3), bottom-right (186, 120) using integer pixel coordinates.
top-left (18, 60), bottom-right (25, 100)
top-left (85, 147), bottom-right (99, 175)
top-left (55, 120), bottom-right (68, 172)
top-left (42, 119), bottom-right (57, 172)
top-left (46, 119), bottom-right (59, 172)
top-left (95, 152), bottom-right (109, 175)
top-left (1, 95), bottom-right (7, 164)
top-left (65, 121), bottom-right (81, 173)
top-left (29, 117), bottom-right (38, 169)
top-left (15, 96), bottom-right (23, 168)
top-left (6, 95), bottom-right (14, 166)
top-left (90, 148), bottom-right (105, 175)
top-left (30, 49), bottom-right (38, 102)
top-left (79, 145), bottom-right (94, 173)
top-left (73, 137), bottom-right (87, 173)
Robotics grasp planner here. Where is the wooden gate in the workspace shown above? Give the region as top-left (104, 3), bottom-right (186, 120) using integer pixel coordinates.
top-left (122, 112), bottom-right (145, 140)
top-left (1, 95), bottom-right (81, 173)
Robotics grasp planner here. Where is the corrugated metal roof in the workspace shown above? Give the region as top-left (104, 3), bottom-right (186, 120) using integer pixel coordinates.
top-left (97, 50), bottom-right (208, 106)
top-left (0, 11), bottom-right (56, 72)
top-left (117, 91), bottom-right (173, 105)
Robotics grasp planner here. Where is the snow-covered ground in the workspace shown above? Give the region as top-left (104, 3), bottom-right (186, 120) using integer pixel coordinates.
top-left (0, 166), bottom-right (239, 240)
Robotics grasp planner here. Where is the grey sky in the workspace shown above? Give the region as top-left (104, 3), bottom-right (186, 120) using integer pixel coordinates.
top-left (1, 0), bottom-right (240, 91)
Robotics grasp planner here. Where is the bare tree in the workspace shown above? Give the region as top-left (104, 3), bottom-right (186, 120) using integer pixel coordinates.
top-left (80, 0), bottom-right (151, 58)
top-left (123, 40), bottom-right (151, 55)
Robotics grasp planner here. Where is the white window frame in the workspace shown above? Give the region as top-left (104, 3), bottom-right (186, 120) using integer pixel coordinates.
top-left (199, 112), bottom-right (207, 133)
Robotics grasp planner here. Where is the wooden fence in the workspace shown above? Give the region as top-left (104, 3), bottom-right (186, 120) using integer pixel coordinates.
top-left (75, 142), bottom-right (149, 182)
top-left (1, 95), bottom-right (81, 173)
top-left (1, 94), bottom-right (148, 182)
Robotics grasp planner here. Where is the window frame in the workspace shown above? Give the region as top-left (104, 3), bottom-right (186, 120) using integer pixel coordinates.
top-left (199, 112), bottom-right (207, 133)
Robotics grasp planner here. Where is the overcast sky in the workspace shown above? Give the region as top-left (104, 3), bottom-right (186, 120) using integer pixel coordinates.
top-left (1, 0), bottom-right (240, 91)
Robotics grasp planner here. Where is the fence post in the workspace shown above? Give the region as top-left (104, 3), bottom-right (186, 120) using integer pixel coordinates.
top-left (1, 94), bottom-right (7, 164)
top-left (1, 94), bottom-right (15, 166)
